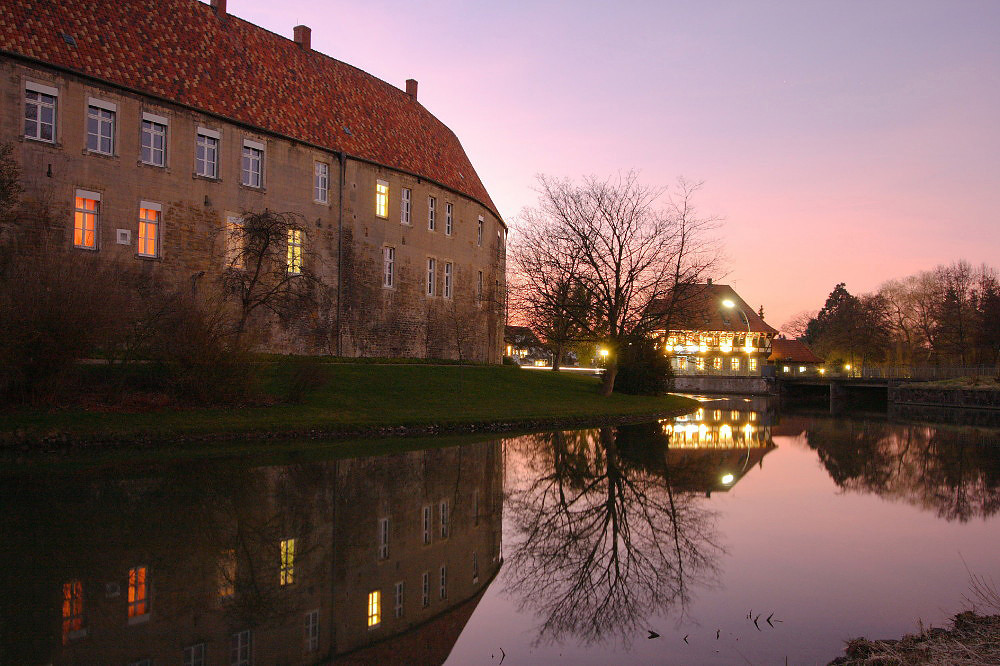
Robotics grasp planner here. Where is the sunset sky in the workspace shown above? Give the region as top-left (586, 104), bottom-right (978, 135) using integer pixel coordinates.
top-left (234, 0), bottom-right (1000, 330)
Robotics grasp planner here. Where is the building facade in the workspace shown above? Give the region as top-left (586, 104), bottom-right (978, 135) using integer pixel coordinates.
top-left (0, 0), bottom-right (505, 361)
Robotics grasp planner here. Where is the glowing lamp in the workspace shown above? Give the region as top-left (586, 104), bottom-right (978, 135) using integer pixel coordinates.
top-left (799, 366), bottom-right (806, 373)
top-left (721, 473), bottom-right (735, 485)
top-left (845, 364), bottom-right (852, 371)
top-left (599, 349), bottom-right (609, 358)
top-left (722, 299), bottom-right (735, 308)
top-left (819, 368), bottom-right (826, 374)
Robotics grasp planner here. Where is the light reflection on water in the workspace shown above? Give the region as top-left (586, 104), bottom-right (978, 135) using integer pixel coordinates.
top-left (2, 396), bottom-right (999, 665)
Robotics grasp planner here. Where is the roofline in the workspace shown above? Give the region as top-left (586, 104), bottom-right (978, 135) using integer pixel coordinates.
top-left (0, 49), bottom-right (505, 226)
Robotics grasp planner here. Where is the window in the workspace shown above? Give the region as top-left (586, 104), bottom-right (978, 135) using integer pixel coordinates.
top-left (426, 258), bottom-right (436, 296)
top-left (400, 187), bottom-right (411, 224)
top-left (241, 140), bottom-right (264, 187)
top-left (422, 506), bottom-right (431, 544)
top-left (196, 128), bottom-right (219, 178)
top-left (421, 572), bottom-right (429, 607)
top-left (367, 590), bottom-right (381, 627)
top-left (731, 357), bottom-right (741, 371)
top-left (443, 262), bottom-right (453, 299)
top-left (439, 565), bottom-right (447, 599)
top-left (287, 229), bottom-right (303, 275)
top-left (439, 500), bottom-right (449, 538)
top-left (304, 610), bottom-right (319, 653)
top-left (231, 629), bottom-right (251, 666)
top-left (225, 216), bottom-right (243, 269)
top-left (73, 190), bottom-right (99, 250)
top-left (695, 357), bottom-right (705, 370)
top-left (62, 580), bottom-right (84, 643)
top-left (713, 357), bottom-right (722, 370)
top-left (477, 216), bottom-right (483, 246)
top-left (280, 538), bottom-right (295, 586)
top-left (86, 99), bottom-right (116, 154)
top-left (378, 517), bottom-right (389, 560)
top-left (394, 581), bottom-right (404, 618)
top-left (314, 162), bottom-right (329, 203)
top-left (127, 565), bottom-right (148, 620)
top-left (141, 113), bottom-right (167, 166)
top-left (428, 196), bottom-right (436, 230)
top-left (375, 179), bottom-right (389, 218)
top-left (218, 549), bottom-right (236, 599)
top-left (184, 643), bottom-right (206, 666)
top-left (477, 271), bottom-right (483, 302)
top-left (24, 82), bottom-right (57, 142)
top-left (749, 358), bottom-right (758, 371)
top-left (383, 246), bottom-right (394, 288)
top-left (445, 202), bottom-right (453, 235)
top-left (138, 202), bottom-right (160, 258)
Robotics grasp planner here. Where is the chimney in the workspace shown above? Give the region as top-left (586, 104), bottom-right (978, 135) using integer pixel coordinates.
top-left (293, 25), bottom-right (311, 50)
top-left (210, 0), bottom-right (227, 17)
top-left (405, 79), bottom-right (418, 100)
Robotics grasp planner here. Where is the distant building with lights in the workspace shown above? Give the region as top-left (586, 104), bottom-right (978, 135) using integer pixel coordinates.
top-left (769, 337), bottom-right (825, 376)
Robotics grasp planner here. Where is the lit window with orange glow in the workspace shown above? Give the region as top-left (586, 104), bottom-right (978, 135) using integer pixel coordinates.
top-left (127, 566), bottom-right (148, 619)
top-left (138, 203), bottom-right (160, 257)
top-left (748, 358), bottom-right (758, 371)
top-left (713, 357), bottom-right (722, 370)
top-left (287, 229), bottom-right (303, 275)
top-left (375, 180), bottom-right (389, 218)
top-left (218, 549), bottom-right (236, 599)
top-left (367, 590), bottom-right (381, 627)
top-left (280, 538), bottom-right (295, 586)
top-left (74, 191), bottom-right (99, 249)
top-left (730, 357), bottom-right (740, 371)
top-left (62, 579), bottom-right (84, 642)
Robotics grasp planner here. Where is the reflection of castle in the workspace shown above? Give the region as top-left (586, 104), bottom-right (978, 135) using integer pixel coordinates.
top-left (0, 441), bottom-right (502, 665)
top-left (659, 396), bottom-right (776, 494)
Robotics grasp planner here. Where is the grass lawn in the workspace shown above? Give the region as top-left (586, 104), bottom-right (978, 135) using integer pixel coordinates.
top-left (908, 376), bottom-right (1000, 390)
top-left (0, 364), bottom-right (696, 444)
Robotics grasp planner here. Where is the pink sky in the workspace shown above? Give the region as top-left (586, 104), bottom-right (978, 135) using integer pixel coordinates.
top-left (229, 0), bottom-right (1000, 330)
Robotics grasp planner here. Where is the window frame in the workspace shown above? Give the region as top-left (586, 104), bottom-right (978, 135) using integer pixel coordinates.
top-left (421, 571), bottom-right (430, 607)
top-left (445, 202), bottom-right (453, 235)
top-left (127, 565), bottom-right (149, 623)
top-left (314, 161), bottom-right (329, 204)
top-left (400, 187), bottom-right (411, 225)
top-left (241, 139), bottom-right (264, 188)
top-left (439, 500), bottom-right (449, 538)
top-left (426, 257), bottom-right (436, 296)
top-left (375, 179), bottom-right (389, 218)
top-left (183, 643), bottom-right (206, 666)
top-left (394, 581), bottom-right (404, 618)
top-left (304, 610), bottom-right (320, 653)
top-left (378, 517), bottom-right (389, 560)
top-left (140, 112), bottom-right (168, 167)
top-left (367, 590), bottom-right (381, 628)
top-left (86, 98), bottom-right (117, 155)
top-left (477, 216), bottom-right (483, 246)
top-left (422, 505), bottom-right (431, 545)
top-left (279, 537), bottom-right (295, 586)
top-left (428, 196), bottom-right (436, 231)
top-left (439, 565), bottom-right (447, 600)
top-left (195, 127), bottom-right (220, 178)
top-left (443, 262), bottom-right (453, 299)
top-left (287, 228), bottom-right (303, 275)
top-left (138, 201), bottom-right (161, 258)
top-left (74, 189), bottom-right (100, 250)
top-left (230, 629), bottom-right (252, 666)
top-left (24, 81), bottom-right (58, 143)
top-left (382, 246), bottom-right (395, 289)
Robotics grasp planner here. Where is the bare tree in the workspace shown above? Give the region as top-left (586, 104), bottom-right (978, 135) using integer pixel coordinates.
top-left (511, 173), bottom-right (720, 394)
top-left (781, 310), bottom-right (817, 339)
top-left (219, 210), bottom-right (323, 346)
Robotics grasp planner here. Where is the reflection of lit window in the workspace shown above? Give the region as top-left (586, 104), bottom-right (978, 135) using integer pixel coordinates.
top-left (731, 410), bottom-right (739, 420)
top-left (422, 505), bottom-right (432, 544)
top-left (720, 424), bottom-right (733, 441)
top-left (367, 590), bottom-right (381, 627)
top-left (62, 579), bottom-right (84, 642)
top-left (305, 610), bottom-right (320, 652)
top-left (280, 538), bottom-right (295, 586)
top-left (439, 565), bottom-right (447, 599)
top-left (422, 571), bottom-right (430, 607)
top-left (713, 410), bottom-right (722, 420)
top-left (218, 549), bottom-right (236, 598)
top-left (440, 500), bottom-right (449, 538)
top-left (128, 566), bottom-right (148, 620)
top-left (394, 581), bottom-right (404, 618)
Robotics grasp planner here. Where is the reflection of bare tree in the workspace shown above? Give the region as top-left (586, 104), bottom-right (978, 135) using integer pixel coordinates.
top-left (806, 420), bottom-right (1000, 522)
top-left (503, 427), bottom-right (723, 645)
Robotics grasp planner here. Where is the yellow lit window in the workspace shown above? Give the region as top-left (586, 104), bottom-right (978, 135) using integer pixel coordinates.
top-left (280, 538), bottom-right (295, 586)
top-left (375, 180), bottom-right (389, 218)
top-left (696, 357), bottom-right (705, 370)
top-left (138, 206), bottom-right (159, 257)
top-left (713, 357), bottom-right (722, 370)
top-left (74, 195), bottom-right (98, 249)
top-left (218, 549), bottom-right (236, 598)
top-left (287, 229), bottom-right (302, 274)
top-left (748, 358), bottom-right (758, 371)
top-left (367, 590), bottom-right (381, 627)
top-left (62, 580), bottom-right (84, 643)
top-left (731, 357), bottom-right (740, 371)
top-left (127, 566), bottom-right (148, 618)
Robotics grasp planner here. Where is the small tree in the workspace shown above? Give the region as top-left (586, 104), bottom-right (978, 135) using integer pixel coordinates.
top-left (220, 210), bottom-right (323, 346)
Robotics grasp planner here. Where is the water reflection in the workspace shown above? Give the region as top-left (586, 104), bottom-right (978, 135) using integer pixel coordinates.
top-left (804, 420), bottom-right (1000, 522)
top-left (0, 441), bottom-right (502, 665)
top-left (502, 398), bottom-right (776, 645)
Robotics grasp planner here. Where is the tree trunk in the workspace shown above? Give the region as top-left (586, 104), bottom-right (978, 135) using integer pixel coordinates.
top-left (601, 361), bottom-right (618, 396)
top-left (551, 343), bottom-right (563, 371)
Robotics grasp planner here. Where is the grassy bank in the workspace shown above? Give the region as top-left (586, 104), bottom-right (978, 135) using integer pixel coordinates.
top-left (0, 364), bottom-right (696, 445)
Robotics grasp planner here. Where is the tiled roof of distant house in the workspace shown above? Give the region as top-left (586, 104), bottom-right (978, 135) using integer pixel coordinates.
top-left (649, 283), bottom-right (778, 335)
top-left (0, 0), bottom-right (500, 218)
top-left (769, 338), bottom-right (824, 363)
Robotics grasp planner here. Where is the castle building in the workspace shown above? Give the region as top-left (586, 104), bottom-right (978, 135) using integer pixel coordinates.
top-left (0, 0), bottom-right (505, 361)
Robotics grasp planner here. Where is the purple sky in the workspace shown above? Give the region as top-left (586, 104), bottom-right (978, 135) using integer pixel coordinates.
top-left (231, 0), bottom-right (1000, 330)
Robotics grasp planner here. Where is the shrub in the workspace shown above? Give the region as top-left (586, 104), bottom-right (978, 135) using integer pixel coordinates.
top-left (611, 337), bottom-right (673, 396)
top-left (502, 355), bottom-right (521, 367)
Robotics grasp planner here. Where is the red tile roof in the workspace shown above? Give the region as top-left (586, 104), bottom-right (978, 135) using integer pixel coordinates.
top-left (0, 0), bottom-right (500, 218)
top-left (649, 283), bottom-right (778, 335)
top-left (769, 338), bottom-right (824, 363)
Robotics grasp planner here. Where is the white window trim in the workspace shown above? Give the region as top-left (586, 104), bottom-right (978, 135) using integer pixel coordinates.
top-left (197, 126), bottom-right (220, 140)
top-left (142, 111), bottom-right (169, 125)
top-left (139, 200), bottom-right (162, 212)
top-left (242, 138), bottom-right (265, 151)
top-left (88, 97), bottom-right (117, 113)
top-left (314, 162), bottom-right (329, 204)
top-left (26, 80), bottom-right (58, 97)
top-left (76, 189), bottom-right (102, 202)
top-left (138, 201), bottom-right (161, 258)
top-left (401, 187), bottom-right (412, 225)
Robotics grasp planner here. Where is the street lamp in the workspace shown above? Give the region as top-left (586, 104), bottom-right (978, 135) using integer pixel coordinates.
top-left (722, 298), bottom-right (753, 355)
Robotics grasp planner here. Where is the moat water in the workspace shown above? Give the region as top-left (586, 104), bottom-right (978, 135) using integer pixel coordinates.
top-left (2, 396), bottom-right (998, 665)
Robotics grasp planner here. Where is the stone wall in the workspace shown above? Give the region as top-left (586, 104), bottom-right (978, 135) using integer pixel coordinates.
top-left (890, 386), bottom-right (1000, 410)
top-left (673, 375), bottom-right (777, 395)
